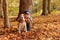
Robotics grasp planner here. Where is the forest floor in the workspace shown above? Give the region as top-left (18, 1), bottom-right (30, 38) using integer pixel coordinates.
top-left (0, 15), bottom-right (60, 40)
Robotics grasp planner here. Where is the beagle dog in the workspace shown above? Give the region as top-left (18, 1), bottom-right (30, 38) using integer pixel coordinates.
top-left (18, 14), bottom-right (27, 33)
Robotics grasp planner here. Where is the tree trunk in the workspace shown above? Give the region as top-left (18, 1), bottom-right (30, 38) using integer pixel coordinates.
top-left (42, 0), bottom-right (47, 15)
top-left (0, 0), bottom-right (3, 18)
top-left (3, 0), bottom-right (10, 27)
top-left (17, 0), bottom-right (32, 20)
top-left (48, 0), bottom-right (51, 14)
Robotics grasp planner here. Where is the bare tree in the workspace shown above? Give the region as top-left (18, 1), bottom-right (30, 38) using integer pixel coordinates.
top-left (0, 0), bottom-right (3, 18)
top-left (3, 0), bottom-right (10, 27)
top-left (48, 0), bottom-right (51, 14)
top-left (17, 0), bottom-right (32, 20)
top-left (42, 0), bottom-right (47, 15)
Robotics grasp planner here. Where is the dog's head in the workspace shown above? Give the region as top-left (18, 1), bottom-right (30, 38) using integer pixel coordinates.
top-left (18, 14), bottom-right (25, 22)
top-left (20, 14), bottom-right (25, 20)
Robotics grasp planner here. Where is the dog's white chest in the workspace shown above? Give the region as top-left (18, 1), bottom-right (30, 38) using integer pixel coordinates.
top-left (18, 21), bottom-right (27, 33)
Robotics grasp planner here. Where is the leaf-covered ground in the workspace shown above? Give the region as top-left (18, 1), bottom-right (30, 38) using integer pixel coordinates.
top-left (0, 15), bottom-right (60, 40)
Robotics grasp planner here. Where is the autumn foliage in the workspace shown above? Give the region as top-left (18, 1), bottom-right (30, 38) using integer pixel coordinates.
top-left (0, 15), bottom-right (60, 40)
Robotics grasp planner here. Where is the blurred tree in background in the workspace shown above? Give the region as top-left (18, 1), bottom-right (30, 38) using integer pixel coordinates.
top-left (7, 0), bottom-right (60, 16)
top-left (48, 0), bottom-right (51, 14)
top-left (3, 0), bottom-right (10, 27)
top-left (0, 0), bottom-right (3, 18)
top-left (42, 0), bottom-right (47, 15)
top-left (17, 0), bottom-right (32, 20)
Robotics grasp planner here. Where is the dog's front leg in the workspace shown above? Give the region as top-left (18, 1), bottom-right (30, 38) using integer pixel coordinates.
top-left (18, 23), bottom-right (22, 33)
top-left (24, 22), bottom-right (27, 32)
